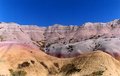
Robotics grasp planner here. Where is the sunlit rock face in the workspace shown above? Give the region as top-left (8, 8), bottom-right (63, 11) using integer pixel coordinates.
top-left (1, 19), bottom-right (120, 58)
top-left (44, 19), bottom-right (120, 58)
top-left (0, 22), bottom-right (45, 50)
top-left (0, 22), bottom-right (45, 41)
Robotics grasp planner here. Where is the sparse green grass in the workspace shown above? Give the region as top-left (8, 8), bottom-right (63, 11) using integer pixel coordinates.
top-left (61, 64), bottom-right (81, 75)
top-left (0, 35), bottom-right (4, 41)
top-left (9, 69), bottom-right (27, 76)
top-left (84, 70), bottom-right (104, 76)
top-left (92, 70), bottom-right (104, 75)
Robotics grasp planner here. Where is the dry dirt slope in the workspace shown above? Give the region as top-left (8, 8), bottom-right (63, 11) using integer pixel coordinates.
top-left (0, 42), bottom-right (120, 76)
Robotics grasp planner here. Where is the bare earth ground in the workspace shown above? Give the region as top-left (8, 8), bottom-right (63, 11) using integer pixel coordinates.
top-left (0, 42), bottom-right (120, 76)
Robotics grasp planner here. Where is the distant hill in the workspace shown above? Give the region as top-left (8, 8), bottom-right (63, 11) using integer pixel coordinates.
top-left (0, 20), bottom-right (120, 59)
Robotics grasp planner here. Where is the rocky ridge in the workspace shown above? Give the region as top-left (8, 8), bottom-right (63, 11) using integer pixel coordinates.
top-left (0, 20), bottom-right (120, 76)
top-left (0, 20), bottom-right (120, 58)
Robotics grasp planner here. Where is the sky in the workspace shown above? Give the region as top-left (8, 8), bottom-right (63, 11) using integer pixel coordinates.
top-left (0, 0), bottom-right (120, 26)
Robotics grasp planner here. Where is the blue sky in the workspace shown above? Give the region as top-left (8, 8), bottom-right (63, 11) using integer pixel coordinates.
top-left (0, 0), bottom-right (120, 26)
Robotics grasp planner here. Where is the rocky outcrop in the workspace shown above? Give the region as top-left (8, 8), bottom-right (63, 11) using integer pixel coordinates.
top-left (44, 19), bottom-right (120, 58)
top-left (0, 22), bottom-right (45, 50)
top-left (44, 19), bottom-right (120, 44)
top-left (1, 20), bottom-right (120, 76)
top-left (1, 20), bottom-right (120, 58)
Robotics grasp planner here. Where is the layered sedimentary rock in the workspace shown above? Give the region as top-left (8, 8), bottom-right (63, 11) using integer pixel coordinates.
top-left (44, 19), bottom-right (120, 58)
top-left (1, 20), bottom-right (120, 76)
top-left (1, 20), bottom-right (120, 58)
top-left (0, 42), bottom-right (120, 76)
top-left (0, 22), bottom-right (45, 50)
top-left (0, 22), bottom-right (45, 41)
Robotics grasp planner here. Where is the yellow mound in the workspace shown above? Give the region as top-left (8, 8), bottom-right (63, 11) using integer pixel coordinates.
top-left (0, 44), bottom-right (120, 76)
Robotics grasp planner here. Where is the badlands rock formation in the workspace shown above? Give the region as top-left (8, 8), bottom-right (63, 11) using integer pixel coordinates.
top-left (1, 20), bottom-right (120, 58)
top-left (0, 20), bottom-right (120, 76)
top-left (0, 42), bottom-right (120, 76)
top-left (44, 19), bottom-right (120, 58)
top-left (0, 22), bottom-right (45, 51)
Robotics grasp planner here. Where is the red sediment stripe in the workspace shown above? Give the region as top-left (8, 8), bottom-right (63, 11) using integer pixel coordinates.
top-left (0, 41), bottom-right (39, 51)
top-left (113, 52), bottom-right (120, 57)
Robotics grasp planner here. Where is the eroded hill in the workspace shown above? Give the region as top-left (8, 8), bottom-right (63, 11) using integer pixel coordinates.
top-left (0, 20), bottom-right (120, 58)
top-left (0, 42), bottom-right (120, 76)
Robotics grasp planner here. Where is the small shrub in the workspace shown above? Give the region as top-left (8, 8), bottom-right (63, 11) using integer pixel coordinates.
top-left (61, 64), bottom-right (81, 75)
top-left (67, 45), bottom-right (74, 52)
top-left (18, 62), bottom-right (30, 69)
top-left (84, 70), bottom-right (104, 76)
top-left (92, 70), bottom-right (104, 75)
top-left (9, 69), bottom-right (27, 76)
top-left (0, 35), bottom-right (4, 41)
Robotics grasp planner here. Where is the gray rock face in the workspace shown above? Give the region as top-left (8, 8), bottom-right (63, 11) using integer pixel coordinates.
top-left (44, 19), bottom-right (120, 58)
top-left (1, 20), bottom-right (120, 58)
top-left (46, 38), bottom-right (120, 58)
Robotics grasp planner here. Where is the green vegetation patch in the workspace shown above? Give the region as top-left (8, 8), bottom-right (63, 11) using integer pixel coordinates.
top-left (9, 69), bottom-right (27, 76)
top-left (61, 64), bottom-right (81, 75)
top-left (92, 70), bottom-right (104, 76)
